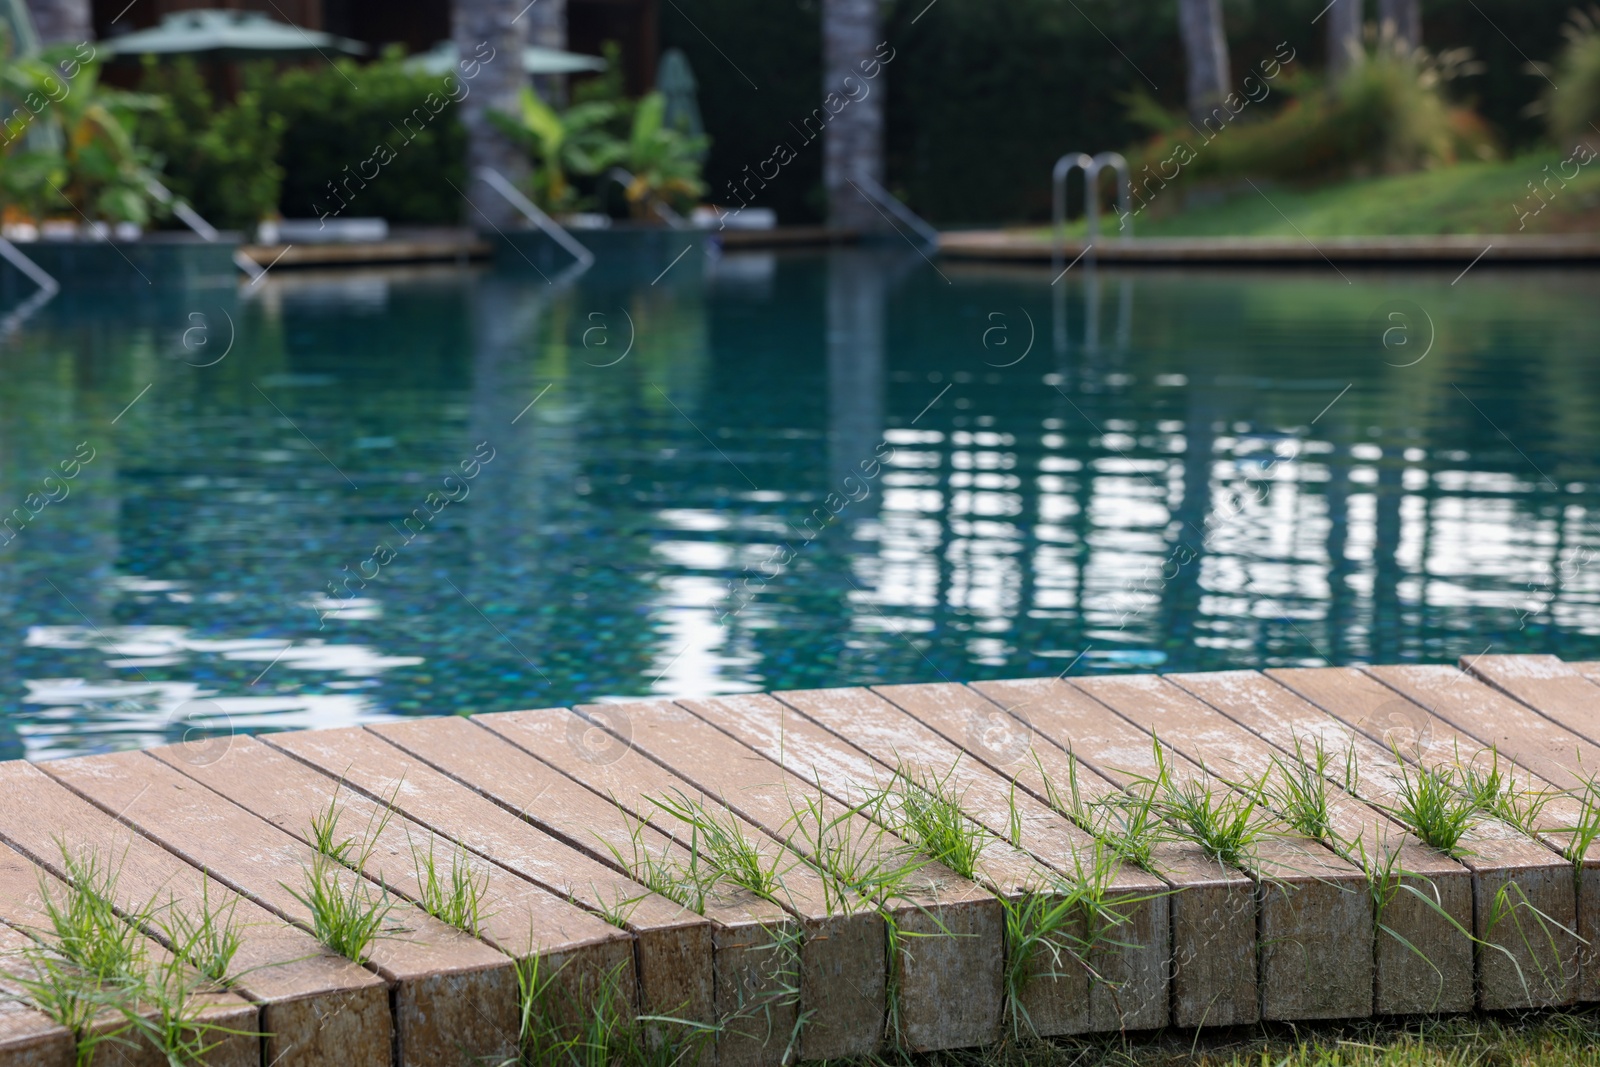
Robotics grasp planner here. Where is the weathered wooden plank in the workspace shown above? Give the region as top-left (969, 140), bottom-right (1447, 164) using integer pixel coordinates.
top-left (1066, 676), bottom-right (1374, 1021)
top-left (893, 680), bottom-right (1259, 1029)
top-left (262, 724), bottom-right (729, 1056)
top-left (711, 685), bottom-right (1169, 1034)
top-left (1565, 661), bottom-right (1600, 683)
top-left (682, 688), bottom-right (1100, 1037)
top-left (554, 698), bottom-right (1004, 1054)
top-left (0, 762), bottom-right (390, 1067)
top-left (39, 752), bottom-right (517, 1067)
top-left (1268, 667), bottom-right (1580, 1009)
top-left (0, 845), bottom-right (259, 1067)
top-left (353, 716), bottom-right (723, 1036)
top-left (1464, 654), bottom-right (1600, 752)
top-left (149, 735), bottom-right (640, 1051)
top-left (1361, 663), bottom-right (1600, 1002)
top-left (455, 709), bottom-right (885, 1062)
top-left (0, 917), bottom-right (75, 1067)
top-left (1153, 672), bottom-right (1476, 1015)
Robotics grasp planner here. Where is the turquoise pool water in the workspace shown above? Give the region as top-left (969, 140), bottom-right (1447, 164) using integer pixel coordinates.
top-left (3, 249), bottom-right (1599, 759)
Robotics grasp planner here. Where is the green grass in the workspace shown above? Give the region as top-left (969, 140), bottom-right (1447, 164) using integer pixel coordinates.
top-left (884, 760), bottom-right (990, 883)
top-left (643, 789), bottom-right (789, 905)
top-left (1035, 750), bottom-right (1162, 873)
top-left (1022, 152), bottom-right (1600, 239)
top-left (409, 832), bottom-right (493, 938)
top-left (830, 1008), bottom-right (1600, 1065)
top-left (16, 844), bottom-right (256, 1066)
top-left (1457, 748), bottom-right (1553, 838)
top-left (1385, 762), bottom-right (1476, 858)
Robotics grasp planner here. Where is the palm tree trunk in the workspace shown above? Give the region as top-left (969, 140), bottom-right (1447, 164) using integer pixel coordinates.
top-left (525, 0), bottom-right (569, 104)
top-left (454, 0), bottom-right (532, 231)
top-left (1177, 0), bottom-right (1230, 124)
top-left (822, 0), bottom-right (884, 231)
top-left (23, 0), bottom-right (89, 45)
top-left (1377, 0), bottom-right (1420, 53)
top-left (1326, 0), bottom-right (1362, 82)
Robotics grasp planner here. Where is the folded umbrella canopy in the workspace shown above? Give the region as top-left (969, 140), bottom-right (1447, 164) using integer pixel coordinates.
top-left (102, 9), bottom-right (367, 61)
top-left (403, 39), bottom-right (607, 77)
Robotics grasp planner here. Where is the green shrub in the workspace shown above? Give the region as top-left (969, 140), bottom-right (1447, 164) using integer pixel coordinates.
top-left (1128, 42), bottom-right (1494, 195)
top-left (1541, 8), bottom-right (1600, 148)
top-left (136, 58), bottom-right (283, 232)
top-left (256, 47), bottom-right (466, 224)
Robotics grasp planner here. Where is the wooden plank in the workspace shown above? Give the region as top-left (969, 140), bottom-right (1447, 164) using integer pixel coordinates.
top-left (1362, 663), bottom-right (1600, 1002)
top-left (683, 689), bottom-right (1101, 1037)
top-left (551, 698), bottom-right (1004, 1054)
top-left (148, 737), bottom-right (641, 1052)
top-left (260, 725), bottom-right (727, 1054)
top-left (352, 723), bottom-right (726, 1036)
top-left (1566, 661), bottom-right (1600, 683)
top-left (889, 680), bottom-right (1260, 1029)
top-left (1154, 672), bottom-right (1476, 1015)
top-left (0, 844), bottom-right (259, 1067)
top-left (39, 752), bottom-right (517, 1067)
top-left (1062, 677), bottom-right (1375, 1021)
top-left (711, 686), bottom-right (1168, 1034)
top-left (1464, 654), bottom-right (1600, 752)
top-left (968, 677), bottom-right (1354, 1022)
top-left (0, 762), bottom-right (390, 1067)
top-left (0, 919), bottom-right (74, 1067)
top-left (1268, 667), bottom-right (1580, 1009)
top-left (449, 710), bottom-right (886, 1062)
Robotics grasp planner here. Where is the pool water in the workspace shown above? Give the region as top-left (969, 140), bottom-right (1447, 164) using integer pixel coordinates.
top-left (3, 249), bottom-right (1599, 760)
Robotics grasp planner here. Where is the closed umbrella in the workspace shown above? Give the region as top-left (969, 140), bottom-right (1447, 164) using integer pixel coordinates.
top-left (102, 9), bottom-right (367, 61)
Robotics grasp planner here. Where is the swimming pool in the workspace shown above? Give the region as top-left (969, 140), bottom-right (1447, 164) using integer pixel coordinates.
top-left (3, 249), bottom-right (1598, 759)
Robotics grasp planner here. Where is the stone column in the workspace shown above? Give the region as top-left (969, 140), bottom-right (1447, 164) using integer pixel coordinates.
top-left (822, 0), bottom-right (885, 231)
top-left (454, 0), bottom-right (532, 230)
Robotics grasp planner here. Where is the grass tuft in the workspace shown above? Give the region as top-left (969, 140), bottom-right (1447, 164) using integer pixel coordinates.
top-left (1386, 759), bottom-right (1476, 858)
top-left (883, 759), bottom-right (989, 882)
top-left (410, 832), bottom-right (493, 938)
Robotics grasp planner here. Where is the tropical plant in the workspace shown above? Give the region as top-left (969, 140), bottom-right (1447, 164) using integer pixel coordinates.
top-left (610, 90), bottom-right (708, 219)
top-left (0, 42), bottom-right (164, 224)
top-left (490, 87), bottom-right (623, 214)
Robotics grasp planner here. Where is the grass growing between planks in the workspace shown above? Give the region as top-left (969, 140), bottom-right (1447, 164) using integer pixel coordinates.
top-left (13, 843), bottom-right (255, 1065)
top-left (832, 1008), bottom-right (1600, 1065)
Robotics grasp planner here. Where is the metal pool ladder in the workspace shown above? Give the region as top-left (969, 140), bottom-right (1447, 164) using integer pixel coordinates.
top-left (1051, 152), bottom-right (1132, 269)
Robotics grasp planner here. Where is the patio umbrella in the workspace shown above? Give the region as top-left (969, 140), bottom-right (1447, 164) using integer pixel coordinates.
top-left (101, 9), bottom-right (367, 61)
top-left (404, 40), bottom-right (607, 77)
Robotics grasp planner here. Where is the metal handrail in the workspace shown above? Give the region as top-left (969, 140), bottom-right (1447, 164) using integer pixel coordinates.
top-left (475, 166), bottom-right (595, 268)
top-left (0, 235), bottom-right (59, 296)
top-left (1051, 151), bottom-right (1133, 267)
top-left (851, 172), bottom-right (939, 249)
top-left (147, 179), bottom-right (221, 242)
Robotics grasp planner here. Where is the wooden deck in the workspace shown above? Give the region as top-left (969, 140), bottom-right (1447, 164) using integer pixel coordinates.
top-left (4, 656), bottom-right (1600, 1064)
top-left (937, 231), bottom-right (1600, 265)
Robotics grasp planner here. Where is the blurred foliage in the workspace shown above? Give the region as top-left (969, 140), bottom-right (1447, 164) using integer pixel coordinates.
top-left (256, 46), bottom-right (466, 224)
top-left (493, 42), bottom-right (707, 219)
top-left (1538, 7), bottom-right (1600, 148)
top-left (663, 0), bottom-right (1574, 224)
top-left (1126, 41), bottom-right (1494, 190)
top-left (135, 58), bottom-right (284, 232)
top-left (0, 43), bottom-right (165, 224)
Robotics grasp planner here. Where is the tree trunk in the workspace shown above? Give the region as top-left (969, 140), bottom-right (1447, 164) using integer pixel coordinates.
top-left (1177, 0), bottom-right (1230, 124)
top-left (1326, 0), bottom-right (1362, 82)
top-left (822, 0), bottom-right (884, 231)
top-left (525, 0), bottom-right (568, 104)
top-left (1377, 0), bottom-right (1420, 53)
top-left (24, 0), bottom-right (90, 45)
top-left (453, 0), bottom-right (532, 231)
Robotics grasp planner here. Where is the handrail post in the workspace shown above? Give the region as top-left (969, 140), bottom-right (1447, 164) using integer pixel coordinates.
top-left (851, 172), bottom-right (939, 250)
top-left (1090, 152), bottom-right (1131, 239)
top-left (0, 235), bottom-right (59, 296)
top-left (1052, 152), bottom-right (1093, 270)
top-left (474, 167), bottom-right (595, 269)
top-left (147, 179), bottom-right (221, 242)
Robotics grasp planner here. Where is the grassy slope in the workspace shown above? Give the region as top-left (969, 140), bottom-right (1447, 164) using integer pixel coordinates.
top-left (1025, 153), bottom-right (1600, 238)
